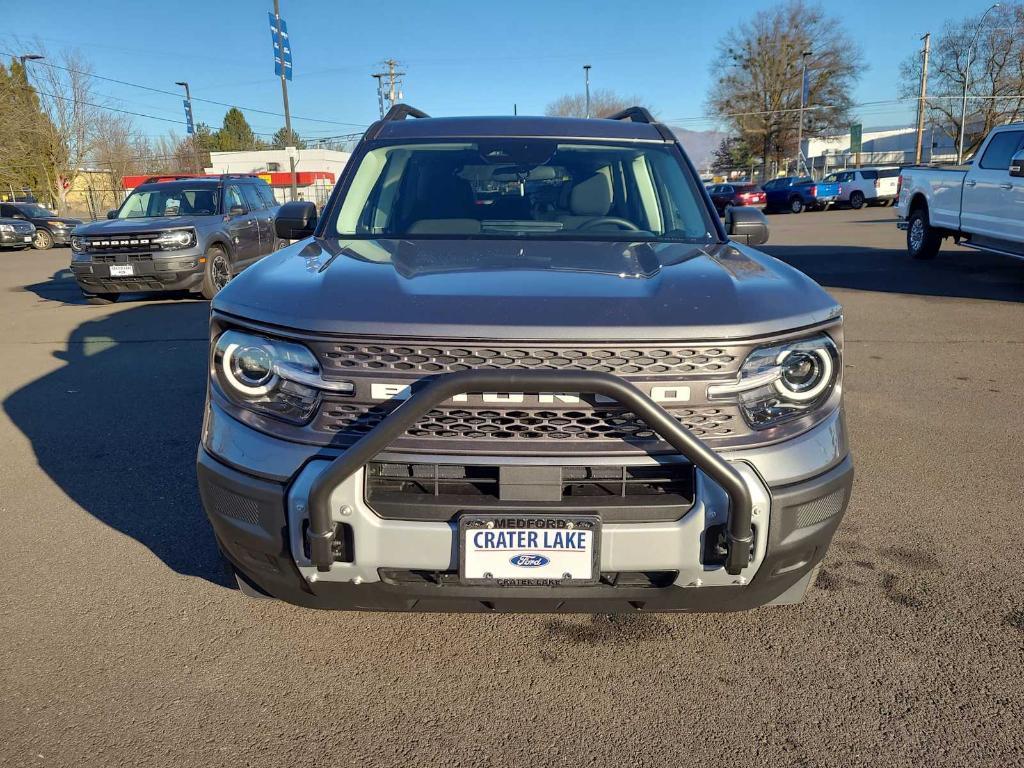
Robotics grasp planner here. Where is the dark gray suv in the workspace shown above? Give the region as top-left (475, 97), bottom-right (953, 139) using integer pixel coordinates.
top-left (198, 106), bottom-right (852, 613)
top-left (70, 174), bottom-right (281, 303)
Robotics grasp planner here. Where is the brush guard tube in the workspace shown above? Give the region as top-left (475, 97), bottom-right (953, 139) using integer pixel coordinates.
top-left (306, 370), bottom-right (754, 575)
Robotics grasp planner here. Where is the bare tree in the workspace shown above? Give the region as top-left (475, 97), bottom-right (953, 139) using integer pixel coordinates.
top-left (24, 44), bottom-right (102, 213)
top-left (900, 4), bottom-right (1024, 159)
top-left (705, 0), bottom-right (861, 179)
top-left (545, 89), bottom-right (648, 118)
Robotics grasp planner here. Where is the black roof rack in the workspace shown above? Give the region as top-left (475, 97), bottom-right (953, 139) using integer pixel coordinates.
top-left (139, 173), bottom-right (258, 185)
top-left (605, 106), bottom-right (675, 141)
top-left (382, 104), bottom-right (430, 121)
top-left (605, 106), bottom-right (655, 124)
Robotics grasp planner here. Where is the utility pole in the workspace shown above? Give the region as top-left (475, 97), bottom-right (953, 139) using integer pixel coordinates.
top-left (272, 0), bottom-right (298, 201)
top-left (371, 59), bottom-right (406, 116)
top-left (795, 50), bottom-right (812, 176)
top-left (583, 64), bottom-right (592, 118)
top-left (913, 33), bottom-right (930, 164)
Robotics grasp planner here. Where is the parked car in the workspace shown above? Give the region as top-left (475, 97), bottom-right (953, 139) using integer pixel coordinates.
top-left (69, 174), bottom-right (281, 304)
top-left (897, 123), bottom-right (1024, 260)
top-left (0, 201), bottom-right (81, 249)
top-left (822, 168), bottom-right (900, 209)
top-left (762, 176), bottom-right (840, 213)
top-left (197, 105), bottom-right (852, 613)
top-left (0, 217), bottom-right (36, 250)
top-left (706, 183), bottom-right (766, 216)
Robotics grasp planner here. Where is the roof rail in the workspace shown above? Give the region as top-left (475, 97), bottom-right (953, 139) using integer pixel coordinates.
top-left (382, 104), bottom-right (430, 121)
top-left (140, 174), bottom-right (202, 184)
top-left (605, 106), bottom-right (655, 124)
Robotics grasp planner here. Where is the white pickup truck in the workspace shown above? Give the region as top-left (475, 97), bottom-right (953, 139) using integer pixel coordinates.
top-left (897, 123), bottom-right (1024, 260)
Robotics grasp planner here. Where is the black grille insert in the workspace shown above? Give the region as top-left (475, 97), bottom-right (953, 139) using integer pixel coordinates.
top-left (378, 569), bottom-right (679, 588)
top-left (365, 461), bottom-right (695, 523)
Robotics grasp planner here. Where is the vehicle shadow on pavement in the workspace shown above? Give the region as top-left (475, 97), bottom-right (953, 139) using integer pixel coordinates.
top-left (21, 268), bottom-right (191, 307)
top-left (763, 244), bottom-right (1024, 302)
top-left (2, 302), bottom-right (232, 587)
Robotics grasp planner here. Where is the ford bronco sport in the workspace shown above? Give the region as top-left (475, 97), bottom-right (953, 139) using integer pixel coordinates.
top-left (70, 174), bottom-right (281, 303)
top-left (198, 105), bottom-right (853, 612)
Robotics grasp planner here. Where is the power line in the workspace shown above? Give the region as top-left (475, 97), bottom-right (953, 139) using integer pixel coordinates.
top-left (0, 49), bottom-right (369, 128)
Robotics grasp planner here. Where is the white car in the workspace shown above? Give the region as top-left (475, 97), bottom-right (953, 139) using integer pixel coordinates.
top-left (897, 123), bottom-right (1024, 260)
top-left (822, 167), bottom-right (900, 209)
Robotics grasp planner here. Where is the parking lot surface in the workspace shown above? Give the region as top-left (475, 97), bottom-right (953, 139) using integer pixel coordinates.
top-left (1, 206), bottom-right (1022, 767)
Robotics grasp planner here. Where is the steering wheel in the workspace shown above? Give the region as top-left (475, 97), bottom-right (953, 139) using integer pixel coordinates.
top-left (578, 216), bottom-right (641, 232)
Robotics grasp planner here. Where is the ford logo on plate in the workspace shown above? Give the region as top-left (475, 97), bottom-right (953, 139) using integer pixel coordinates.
top-left (509, 553), bottom-right (549, 568)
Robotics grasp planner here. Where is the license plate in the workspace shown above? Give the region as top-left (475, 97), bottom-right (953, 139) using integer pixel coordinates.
top-left (459, 514), bottom-right (600, 586)
top-left (23, 236), bottom-right (32, 242)
top-left (109, 264), bottom-right (134, 276)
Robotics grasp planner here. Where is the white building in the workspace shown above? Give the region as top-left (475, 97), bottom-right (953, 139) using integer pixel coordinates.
top-left (204, 148), bottom-right (351, 206)
top-left (803, 125), bottom-right (960, 174)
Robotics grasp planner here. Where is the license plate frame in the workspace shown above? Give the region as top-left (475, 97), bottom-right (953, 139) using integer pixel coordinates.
top-left (23, 235), bottom-right (33, 243)
top-left (458, 513), bottom-right (601, 587)
top-left (109, 264), bottom-right (134, 277)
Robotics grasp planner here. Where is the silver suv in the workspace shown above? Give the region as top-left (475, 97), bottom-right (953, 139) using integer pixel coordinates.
top-left (197, 106), bottom-right (853, 613)
top-left (70, 175), bottom-right (281, 303)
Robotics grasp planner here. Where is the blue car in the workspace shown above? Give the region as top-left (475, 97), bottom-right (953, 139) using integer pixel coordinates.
top-left (763, 176), bottom-right (840, 214)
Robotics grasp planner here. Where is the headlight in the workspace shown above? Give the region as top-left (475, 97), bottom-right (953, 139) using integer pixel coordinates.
top-left (708, 334), bottom-right (839, 429)
top-left (71, 235), bottom-right (87, 251)
top-left (48, 220), bottom-right (66, 228)
top-left (0, 224), bottom-right (13, 233)
top-left (212, 330), bottom-right (353, 424)
top-left (153, 229), bottom-right (196, 249)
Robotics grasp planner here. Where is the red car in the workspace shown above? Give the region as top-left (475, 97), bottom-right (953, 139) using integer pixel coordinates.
top-left (706, 183), bottom-right (766, 217)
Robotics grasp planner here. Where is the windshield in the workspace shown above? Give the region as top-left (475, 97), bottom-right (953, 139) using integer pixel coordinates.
top-left (16, 204), bottom-right (55, 218)
top-left (329, 139), bottom-right (717, 242)
top-left (117, 187), bottom-right (219, 218)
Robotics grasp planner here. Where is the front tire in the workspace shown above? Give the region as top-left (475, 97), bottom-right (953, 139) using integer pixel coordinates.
top-left (907, 208), bottom-right (941, 260)
top-left (849, 191), bottom-right (865, 209)
top-left (33, 229), bottom-right (53, 250)
top-left (200, 244), bottom-right (231, 301)
top-left (789, 197), bottom-right (804, 214)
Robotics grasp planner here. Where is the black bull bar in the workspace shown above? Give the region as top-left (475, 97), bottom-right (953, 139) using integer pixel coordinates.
top-left (306, 370), bottom-right (755, 575)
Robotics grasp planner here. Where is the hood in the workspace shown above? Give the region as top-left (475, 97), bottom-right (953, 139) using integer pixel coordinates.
top-left (213, 237), bottom-right (841, 341)
top-left (75, 216), bottom-right (203, 234)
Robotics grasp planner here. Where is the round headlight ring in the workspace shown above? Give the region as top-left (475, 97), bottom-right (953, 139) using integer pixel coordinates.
top-left (222, 342), bottom-right (277, 396)
top-left (773, 348), bottom-right (833, 402)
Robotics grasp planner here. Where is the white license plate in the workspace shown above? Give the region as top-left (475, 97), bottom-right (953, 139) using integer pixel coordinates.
top-left (23, 235), bottom-right (32, 242)
top-left (109, 264), bottom-right (134, 276)
top-left (459, 514), bottom-right (600, 586)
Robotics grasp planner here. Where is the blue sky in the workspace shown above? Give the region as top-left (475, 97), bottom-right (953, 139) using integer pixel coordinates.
top-left (1, 0), bottom-right (986, 141)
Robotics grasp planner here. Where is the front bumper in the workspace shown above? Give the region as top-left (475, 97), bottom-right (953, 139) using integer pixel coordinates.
top-left (0, 231), bottom-right (35, 248)
top-left (71, 251), bottom-right (204, 293)
top-left (198, 370), bottom-right (853, 613)
top-left (46, 228), bottom-right (73, 245)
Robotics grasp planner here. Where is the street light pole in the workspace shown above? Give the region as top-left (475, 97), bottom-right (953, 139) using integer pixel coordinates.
top-left (795, 50), bottom-right (812, 177)
top-left (273, 0), bottom-right (298, 201)
top-left (958, 3), bottom-right (1000, 164)
top-left (583, 64), bottom-right (591, 118)
top-left (175, 81), bottom-right (202, 174)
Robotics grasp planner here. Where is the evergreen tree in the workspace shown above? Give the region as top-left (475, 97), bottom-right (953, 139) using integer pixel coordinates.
top-left (215, 108), bottom-right (257, 151)
top-left (271, 126), bottom-right (305, 150)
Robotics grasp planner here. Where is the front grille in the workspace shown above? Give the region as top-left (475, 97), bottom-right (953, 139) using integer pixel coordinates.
top-left (312, 340), bottom-right (743, 377)
top-left (14, 223), bottom-right (34, 234)
top-left (316, 403), bottom-right (740, 442)
top-left (365, 460), bottom-right (695, 522)
top-left (92, 254), bottom-right (154, 264)
top-left (83, 234), bottom-right (168, 252)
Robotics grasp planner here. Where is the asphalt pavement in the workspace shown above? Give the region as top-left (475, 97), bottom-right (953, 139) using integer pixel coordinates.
top-left (1, 206), bottom-right (1022, 767)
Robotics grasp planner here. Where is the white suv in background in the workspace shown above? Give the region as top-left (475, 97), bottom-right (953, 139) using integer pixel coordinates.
top-left (824, 167), bottom-right (900, 209)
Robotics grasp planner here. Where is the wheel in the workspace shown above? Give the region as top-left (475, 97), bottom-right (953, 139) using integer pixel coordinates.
top-left (849, 191), bottom-right (865, 210)
top-left (789, 197), bottom-right (804, 214)
top-left (83, 292), bottom-right (119, 305)
top-left (200, 244), bottom-right (231, 300)
top-left (33, 228), bottom-right (53, 250)
top-left (907, 207), bottom-right (942, 260)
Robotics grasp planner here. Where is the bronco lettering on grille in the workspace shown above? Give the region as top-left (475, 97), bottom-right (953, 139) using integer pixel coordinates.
top-left (369, 382), bottom-right (691, 404)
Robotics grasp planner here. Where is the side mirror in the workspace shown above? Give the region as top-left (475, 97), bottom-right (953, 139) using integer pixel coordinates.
top-left (228, 204), bottom-right (247, 216)
top-left (106, 210), bottom-right (118, 219)
top-left (1010, 150), bottom-right (1024, 178)
top-left (275, 200), bottom-right (318, 240)
top-left (726, 206), bottom-right (769, 247)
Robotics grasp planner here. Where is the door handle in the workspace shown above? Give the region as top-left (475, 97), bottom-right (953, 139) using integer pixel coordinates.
top-left (1000, 182), bottom-right (1014, 190)
top-left (965, 179), bottom-right (977, 187)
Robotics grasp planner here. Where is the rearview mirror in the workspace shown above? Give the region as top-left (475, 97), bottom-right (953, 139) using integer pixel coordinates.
top-left (106, 210), bottom-right (118, 219)
top-left (725, 206), bottom-right (769, 246)
top-left (1010, 150), bottom-right (1024, 178)
top-left (275, 200), bottom-right (318, 240)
